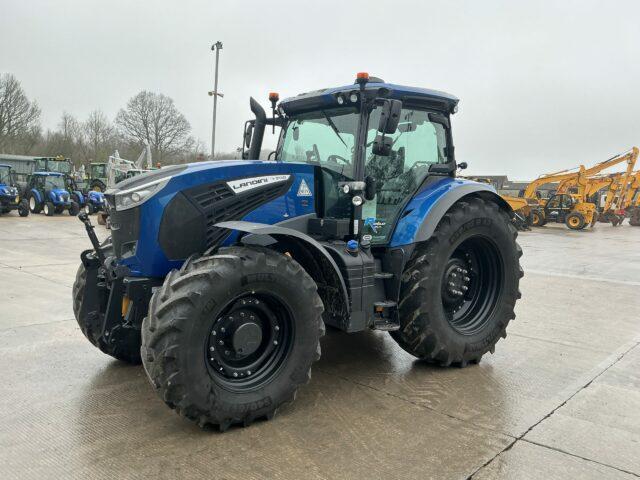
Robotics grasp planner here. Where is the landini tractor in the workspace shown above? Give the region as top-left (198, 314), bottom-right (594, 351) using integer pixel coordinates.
top-left (73, 74), bottom-right (523, 430)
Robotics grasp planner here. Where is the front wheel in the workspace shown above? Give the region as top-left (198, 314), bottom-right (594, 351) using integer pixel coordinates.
top-left (141, 246), bottom-right (325, 431)
top-left (69, 201), bottom-right (80, 216)
top-left (390, 197), bottom-right (523, 366)
top-left (530, 208), bottom-right (545, 227)
top-left (44, 202), bottom-right (55, 216)
top-left (565, 212), bottom-right (585, 230)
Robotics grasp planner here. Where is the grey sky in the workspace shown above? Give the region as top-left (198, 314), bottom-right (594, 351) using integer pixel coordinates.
top-left (2, 0), bottom-right (639, 178)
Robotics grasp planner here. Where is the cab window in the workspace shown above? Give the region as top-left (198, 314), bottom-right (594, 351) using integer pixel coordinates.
top-left (363, 107), bottom-right (450, 243)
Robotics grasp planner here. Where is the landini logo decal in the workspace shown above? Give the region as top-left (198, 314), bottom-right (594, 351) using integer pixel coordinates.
top-left (226, 175), bottom-right (291, 194)
top-left (297, 179), bottom-right (312, 197)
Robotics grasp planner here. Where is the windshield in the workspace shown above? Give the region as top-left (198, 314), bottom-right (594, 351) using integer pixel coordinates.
top-left (278, 107), bottom-right (358, 177)
top-left (0, 167), bottom-right (11, 185)
top-left (45, 176), bottom-right (65, 190)
top-left (92, 164), bottom-right (106, 178)
top-left (49, 160), bottom-right (71, 174)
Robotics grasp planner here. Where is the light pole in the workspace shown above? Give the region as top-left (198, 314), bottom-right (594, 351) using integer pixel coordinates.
top-left (209, 41), bottom-right (223, 159)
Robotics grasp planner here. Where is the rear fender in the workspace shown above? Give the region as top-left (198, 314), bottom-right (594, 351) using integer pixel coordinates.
top-left (215, 220), bottom-right (350, 324)
top-left (390, 179), bottom-right (512, 247)
top-left (30, 188), bottom-right (42, 204)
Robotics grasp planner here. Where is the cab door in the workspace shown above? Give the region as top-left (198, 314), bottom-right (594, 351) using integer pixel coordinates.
top-left (544, 194), bottom-right (573, 223)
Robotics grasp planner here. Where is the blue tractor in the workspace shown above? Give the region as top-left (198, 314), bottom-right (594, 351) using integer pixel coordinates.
top-left (26, 172), bottom-right (80, 216)
top-left (0, 164), bottom-right (29, 217)
top-left (74, 74), bottom-right (523, 430)
top-left (64, 176), bottom-right (106, 215)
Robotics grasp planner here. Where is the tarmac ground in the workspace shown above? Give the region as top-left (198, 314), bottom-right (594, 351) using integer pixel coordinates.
top-left (1, 213), bottom-right (639, 479)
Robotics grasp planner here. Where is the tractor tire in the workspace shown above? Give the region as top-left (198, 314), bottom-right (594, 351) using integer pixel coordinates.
top-left (90, 180), bottom-right (106, 193)
top-left (390, 197), bottom-right (523, 367)
top-left (630, 209), bottom-right (640, 226)
top-left (72, 241), bottom-right (141, 364)
top-left (85, 203), bottom-right (96, 215)
top-left (565, 212), bottom-right (585, 230)
top-left (44, 202), bottom-right (55, 216)
top-left (530, 208), bottom-right (545, 227)
top-left (55, 205), bottom-right (64, 214)
top-left (29, 195), bottom-right (41, 214)
top-left (69, 201), bottom-right (80, 216)
top-left (590, 211), bottom-right (598, 228)
top-left (141, 246), bottom-right (325, 431)
top-left (18, 200), bottom-right (29, 217)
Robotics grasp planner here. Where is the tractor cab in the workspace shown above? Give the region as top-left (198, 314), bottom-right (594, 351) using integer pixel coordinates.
top-left (244, 74), bottom-right (460, 244)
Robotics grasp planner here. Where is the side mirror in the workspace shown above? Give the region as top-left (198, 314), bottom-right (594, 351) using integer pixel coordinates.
top-left (372, 134), bottom-right (392, 156)
top-left (364, 175), bottom-right (377, 201)
top-left (457, 162), bottom-right (468, 170)
top-left (377, 99), bottom-right (402, 134)
top-left (244, 123), bottom-right (254, 148)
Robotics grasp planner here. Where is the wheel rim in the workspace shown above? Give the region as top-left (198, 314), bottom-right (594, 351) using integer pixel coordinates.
top-left (85, 205), bottom-right (90, 214)
top-left (532, 213), bottom-right (539, 225)
top-left (441, 236), bottom-right (503, 335)
top-left (569, 216), bottom-right (580, 227)
top-left (29, 197), bottom-right (35, 210)
top-left (205, 292), bottom-right (294, 390)
top-left (44, 204), bottom-right (49, 215)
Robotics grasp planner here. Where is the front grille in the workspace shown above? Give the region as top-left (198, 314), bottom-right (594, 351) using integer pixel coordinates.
top-left (183, 178), bottom-right (293, 250)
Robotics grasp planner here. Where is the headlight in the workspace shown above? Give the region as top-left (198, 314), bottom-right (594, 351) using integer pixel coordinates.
top-left (114, 177), bottom-right (172, 211)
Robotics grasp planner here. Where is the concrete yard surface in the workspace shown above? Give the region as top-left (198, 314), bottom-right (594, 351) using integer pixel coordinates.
top-left (0, 214), bottom-right (639, 479)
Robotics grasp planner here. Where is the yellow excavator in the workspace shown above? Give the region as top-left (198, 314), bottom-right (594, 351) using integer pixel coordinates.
top-left (525, 147), bottom-right (639, 230)
top-left (620, 170), bottom-right (640, 226)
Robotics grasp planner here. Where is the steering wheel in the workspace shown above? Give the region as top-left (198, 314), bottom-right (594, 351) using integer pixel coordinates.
top-left (327, 154), bottom-right (349, 165)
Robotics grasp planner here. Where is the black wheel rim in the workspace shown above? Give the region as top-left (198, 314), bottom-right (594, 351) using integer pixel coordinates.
top-left (205, 292), bottom-right (294, 391)
top-left (441, 236), bottom-right (503, 335)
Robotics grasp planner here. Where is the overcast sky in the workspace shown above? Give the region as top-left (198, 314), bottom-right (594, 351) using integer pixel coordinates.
top-left (2, 0), bottom-right (640, 178)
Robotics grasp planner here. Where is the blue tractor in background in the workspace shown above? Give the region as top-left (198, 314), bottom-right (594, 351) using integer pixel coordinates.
top-left (26, 172), bottom-right (80, 216)
top-left (64, 175), bottom-right (106, 215)
top-left (74, 74), bottom-right (523, 431)
top-left (0, 164), bottom-right (29, 217)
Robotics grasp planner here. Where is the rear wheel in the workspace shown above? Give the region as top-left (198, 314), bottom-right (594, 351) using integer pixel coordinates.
top-left (530, 208), bottom-right (544, 227)
top-left (565, 212), bottom-right (585, 230)
top-left (29, 195), bottom-right (41, 214)
top-left (390, 197), bottom-right (522, 366)
top-left (18, 200), bottom-right (29, 217)
top-left (141, 246), bottom-right (324, 431)
top-left (85, 203), bottom-right (96, 215)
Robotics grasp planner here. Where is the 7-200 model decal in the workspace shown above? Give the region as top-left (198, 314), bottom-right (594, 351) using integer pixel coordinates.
top-left (226, 175), bottom-right (291, 194)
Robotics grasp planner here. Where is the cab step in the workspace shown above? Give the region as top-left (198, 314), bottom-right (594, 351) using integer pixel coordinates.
top-left (372, 301), bottom-right (400, 331)
top-left (374, 272), bottom-right (394, 279)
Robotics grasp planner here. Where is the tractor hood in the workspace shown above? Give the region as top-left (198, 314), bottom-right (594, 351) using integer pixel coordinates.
top-left (106, 160), bottom-right (316, 277)
top-left (0, 185), bottom-right (19, 196)
top-left (49, 188), bottom-right (70, 201)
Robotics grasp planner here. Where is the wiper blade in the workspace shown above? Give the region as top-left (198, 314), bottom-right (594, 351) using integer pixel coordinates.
top-left (321, 111), bottom-right (348, 149)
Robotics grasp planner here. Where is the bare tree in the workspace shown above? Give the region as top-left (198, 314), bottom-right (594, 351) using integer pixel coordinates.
top-left (83, 110), bottom-right (113, 162)
top-left (0, 73), bottom-right (41, 152)
top-left (115, 91), bottom-right (191, 162)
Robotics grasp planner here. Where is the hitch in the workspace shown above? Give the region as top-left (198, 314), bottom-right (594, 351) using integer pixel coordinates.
top-left (78, 212), bottom-right (106, 264)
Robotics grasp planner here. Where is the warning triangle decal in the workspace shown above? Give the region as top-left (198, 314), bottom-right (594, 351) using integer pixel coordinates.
top-left (297, 179), bottom-right (312, 197)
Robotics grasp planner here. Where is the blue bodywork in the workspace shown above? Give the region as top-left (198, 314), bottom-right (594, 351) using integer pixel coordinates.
top-left (112, 80), bottom-right (501, 279)
top-left (0, 164), bottom-right (20, 209)
top-left (119, 161), bottom-right (493, 278)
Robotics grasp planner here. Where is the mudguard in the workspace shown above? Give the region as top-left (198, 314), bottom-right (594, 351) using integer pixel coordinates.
top-left (30, 188), bottom-right (42, 204)
top-left (390, 178), bottom-right (512, 247)
top-left (215, 220), bottom-right (350, 314)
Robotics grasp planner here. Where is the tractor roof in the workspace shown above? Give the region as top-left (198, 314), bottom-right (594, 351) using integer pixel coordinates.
top-left (33, 171), bottom-right (64, 176)
top-left (0, 164), bottom-right (11, 168)
top-left (280, 81), bottom-right (459, 115)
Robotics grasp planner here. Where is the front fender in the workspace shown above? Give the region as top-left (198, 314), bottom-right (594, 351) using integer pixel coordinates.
top-left (390, 178), bottom-right (512, 247)
top-left (215, 220), bottom-right (350, 315)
